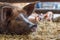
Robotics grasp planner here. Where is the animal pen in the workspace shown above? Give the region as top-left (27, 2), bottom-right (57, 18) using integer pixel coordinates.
top-left (0, 0), bottom-right (60, 40)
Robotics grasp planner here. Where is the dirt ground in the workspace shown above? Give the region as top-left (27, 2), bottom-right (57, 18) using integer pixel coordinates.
top-left (0, 21), bottom-right (60, 40)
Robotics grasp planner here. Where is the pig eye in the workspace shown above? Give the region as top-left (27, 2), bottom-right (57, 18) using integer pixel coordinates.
top-left (16, 17), bottom-right (20, 21)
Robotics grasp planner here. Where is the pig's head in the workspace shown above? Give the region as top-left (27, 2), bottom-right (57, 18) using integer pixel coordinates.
top-left (9, 9), bottom-right (37, 34)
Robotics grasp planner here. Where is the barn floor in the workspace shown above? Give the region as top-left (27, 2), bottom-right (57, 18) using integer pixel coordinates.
top-left (0, 21), bottom-right (60, 40)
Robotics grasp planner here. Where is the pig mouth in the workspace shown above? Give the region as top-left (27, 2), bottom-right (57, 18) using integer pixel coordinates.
top-left (30, 25), bottom-right (37, 32)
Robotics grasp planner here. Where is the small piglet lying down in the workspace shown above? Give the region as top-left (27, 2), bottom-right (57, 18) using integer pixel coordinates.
top-left (28, 12), bottom-right (39, 24)
top-left (1, 9), bottom-right (37, 35)
top-left (44, 11), bottom-right (53, 21)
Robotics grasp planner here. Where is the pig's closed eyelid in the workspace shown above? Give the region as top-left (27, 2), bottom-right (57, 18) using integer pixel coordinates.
top-left (16, 17), bottom-right (20, 21)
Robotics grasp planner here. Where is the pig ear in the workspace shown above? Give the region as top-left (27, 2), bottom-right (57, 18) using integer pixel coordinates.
top-left (23, 3), bottom-right (35, 16)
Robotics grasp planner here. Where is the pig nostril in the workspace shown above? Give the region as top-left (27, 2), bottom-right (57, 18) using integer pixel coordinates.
top-left (31, 24), bottom-right (37, 28)
top-left (30, 24), bottom-right (37, 32)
